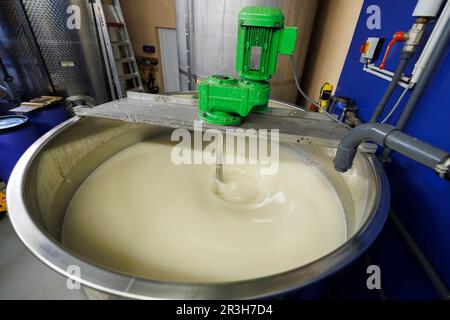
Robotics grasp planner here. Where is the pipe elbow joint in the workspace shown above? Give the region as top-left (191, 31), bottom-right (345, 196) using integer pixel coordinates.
top-left (333, 124), bottom-right (397, 173)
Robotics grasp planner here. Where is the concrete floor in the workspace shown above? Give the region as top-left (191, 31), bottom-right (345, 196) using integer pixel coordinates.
top-left (0, 216), bottom-right (86, 300)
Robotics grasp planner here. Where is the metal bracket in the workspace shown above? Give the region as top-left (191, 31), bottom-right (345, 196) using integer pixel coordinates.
top-left (74, 92), bottom-right (352, 149)
top-left (363, 64), bottom-right (412, 89)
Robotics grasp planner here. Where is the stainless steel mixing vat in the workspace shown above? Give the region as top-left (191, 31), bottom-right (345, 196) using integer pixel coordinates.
top-left (7, 98), bottom-right (390, 299)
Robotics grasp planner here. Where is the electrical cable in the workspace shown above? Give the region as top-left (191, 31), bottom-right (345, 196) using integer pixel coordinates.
top-left (370, 56), bottom-right (411, 122)
top-left (380, 85), bottom-right (410, 124)
top-left (289, 56), bottom-right (351, 129)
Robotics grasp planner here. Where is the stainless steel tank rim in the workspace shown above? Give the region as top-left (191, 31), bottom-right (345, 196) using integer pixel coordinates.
top-left (7, 116), bottom-right (390, 299)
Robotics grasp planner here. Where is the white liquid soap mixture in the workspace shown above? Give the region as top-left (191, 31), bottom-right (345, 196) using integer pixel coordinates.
top-left (62, 135), bottom-right (347, 283)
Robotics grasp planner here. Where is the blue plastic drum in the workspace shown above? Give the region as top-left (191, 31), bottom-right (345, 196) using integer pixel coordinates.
top-left (0, 115), bottom-right (40, 182)
top-left (26, 103), bottom-right (69, 135)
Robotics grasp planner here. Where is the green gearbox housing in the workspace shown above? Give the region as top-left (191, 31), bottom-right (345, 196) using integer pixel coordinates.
top-left (198, 6), bottom-right (298, 125)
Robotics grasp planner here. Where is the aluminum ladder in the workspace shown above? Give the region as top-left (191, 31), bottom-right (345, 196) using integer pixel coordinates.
top-left (92, 0), bottom-right (143, 100)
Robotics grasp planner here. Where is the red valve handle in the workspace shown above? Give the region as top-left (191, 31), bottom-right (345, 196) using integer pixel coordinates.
top-left (379, 31), bottom-right (406, 70)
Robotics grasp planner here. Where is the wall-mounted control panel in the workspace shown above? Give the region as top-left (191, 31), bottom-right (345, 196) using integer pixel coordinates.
top-left (360, 37), bottom-right (385, 64)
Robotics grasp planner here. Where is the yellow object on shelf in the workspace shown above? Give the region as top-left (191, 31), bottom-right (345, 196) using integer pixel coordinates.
top-left (0, 192), bottom-right (6, 213)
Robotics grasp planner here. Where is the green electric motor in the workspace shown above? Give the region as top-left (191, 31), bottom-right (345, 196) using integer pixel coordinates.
top-left (198, 6), bottom-right (298, 125)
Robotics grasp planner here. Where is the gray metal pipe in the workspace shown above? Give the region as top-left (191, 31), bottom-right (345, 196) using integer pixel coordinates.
top-left (385, 131), bottom-right (449, 168)
top-left (382, 11), bottom-right (450, 160)
top-left (397, 16), bottom-right (450, 130)
top-left (389, 210), bottom-right (450, 300)
top-left (370, 15), bottom-right (430, 123)
top-left (370, 56), bottom-right (411, 122)
top-left (333, 123), bottom-right (450, 180)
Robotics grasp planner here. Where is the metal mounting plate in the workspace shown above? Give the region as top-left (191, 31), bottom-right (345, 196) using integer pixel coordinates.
top-left (74, 92), bottom-right (351, 148)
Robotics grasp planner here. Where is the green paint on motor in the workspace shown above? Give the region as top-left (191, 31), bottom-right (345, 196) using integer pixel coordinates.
top-left (198, 6), bottom-right (298, 126)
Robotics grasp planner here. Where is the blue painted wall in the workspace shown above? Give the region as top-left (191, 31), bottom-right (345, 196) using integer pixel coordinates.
top-left (335, 0), bottom-right (450, 295)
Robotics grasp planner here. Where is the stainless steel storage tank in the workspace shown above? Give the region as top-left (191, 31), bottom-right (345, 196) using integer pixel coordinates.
top-left (175, 0), bottom-right (318, 103)
top-left (0, 0), bottom-right (109, 104)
